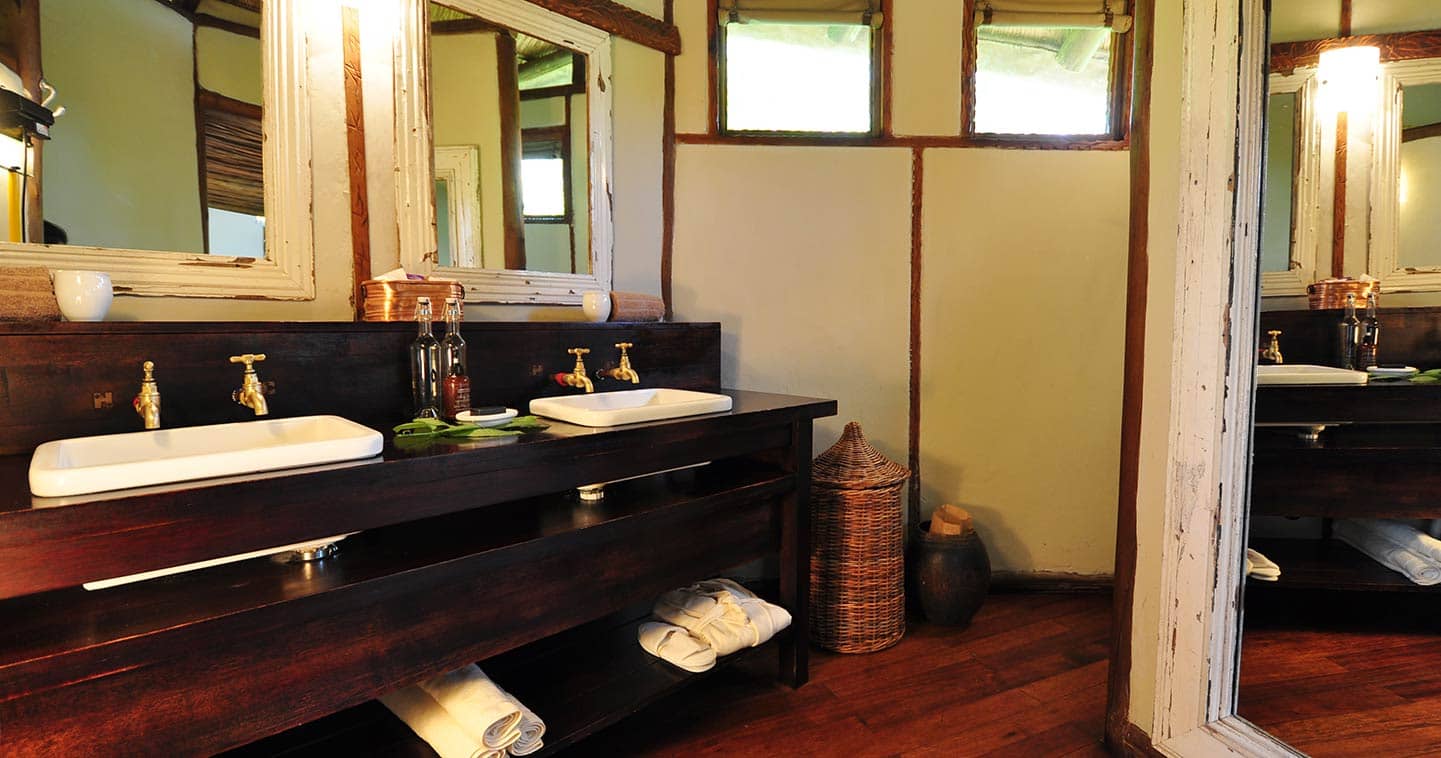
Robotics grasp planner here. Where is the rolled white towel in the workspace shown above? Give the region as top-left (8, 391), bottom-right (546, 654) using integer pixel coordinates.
top-left (418, 665), bottom-right (523, 751)
top-left (504, 690), bottom-right (547, 756)
top-left (1245, 548), bottom-right (1281, 581)
top-left (379, 687), bottom-right (503, 758)
top-left (1334, 520), bottom-right (1441, 585)
top-left (1369, 520), bottom-right (1441, 563)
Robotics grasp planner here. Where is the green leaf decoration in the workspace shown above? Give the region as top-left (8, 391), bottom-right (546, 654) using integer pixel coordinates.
top-left (1411, 375), bottom-right (1441, 384)
top-left (394, 415), bottom-right (550, 440)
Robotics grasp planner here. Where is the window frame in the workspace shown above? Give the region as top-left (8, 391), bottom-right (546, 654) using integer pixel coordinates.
top-left (715, 12), bottom-right (886, 139)
top-left (961, 0), bottom-right (1133, 148)
top-left (520, 124), bottom-right (573, 224)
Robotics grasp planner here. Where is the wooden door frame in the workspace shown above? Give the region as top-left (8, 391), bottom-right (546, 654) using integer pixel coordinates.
top-left (1106, 0), bottom-right (1304, 754)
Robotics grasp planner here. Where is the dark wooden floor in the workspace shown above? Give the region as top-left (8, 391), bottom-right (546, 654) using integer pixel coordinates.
top-left (1240, 589), bottom-right (1441, 757)
top-left (569, 593), bottom-right (1113, 757)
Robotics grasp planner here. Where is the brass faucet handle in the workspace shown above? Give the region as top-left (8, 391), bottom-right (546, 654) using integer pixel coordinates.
top-left (141, 360), bottom-right (156, 382)
top-left (614, 342), bottom-right (633, 352)
top-left (1268, 330), bottom-right (1282, 338)
top-left (567, 348), bottom-right (591, 357)
top-left (228, 353), bottom-right (268, 370)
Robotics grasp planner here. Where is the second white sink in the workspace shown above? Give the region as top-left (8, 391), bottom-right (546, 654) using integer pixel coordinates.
top-left (1256, 364), bottom-right (1369, 386)
top-left (29, 415), bottom-right (384, 497)
top-left (530, 388), bottom-right (733, 427)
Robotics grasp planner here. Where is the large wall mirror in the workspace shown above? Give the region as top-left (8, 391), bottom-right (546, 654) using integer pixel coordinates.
top-left (1260, 71), bottom-right (1322, 296)
top-left (1373, 58), bottom-right (1441, 292)
top-left (394, 0), bottom-right (614, 304)
top-left (0, 0), bottom-right (315, 300)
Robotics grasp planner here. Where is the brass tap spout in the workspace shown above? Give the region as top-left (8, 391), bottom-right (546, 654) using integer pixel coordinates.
top-left (1261, 330), bottom-right (1284, 365)
top-left (229, 353), bottom-right (271, 416)
top-left (133, 360), bottom-right (161, 430)
top-left (554, 348), bottom-right (594, 393)
top-left (598, 342), bottom-right (640, 384)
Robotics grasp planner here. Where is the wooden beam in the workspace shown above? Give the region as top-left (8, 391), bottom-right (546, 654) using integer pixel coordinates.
top-left (1403, 122), bottom-right (1441, 143)
top-left (661, 0), bottom-right (676, 319)
top-left (15, 0), bottom-right (41, 244)
top-left (431, 18), bottom-right (504, 35)
top-left (198, 89), bottom-right (262, 120)
top-left (195, 13), bottom-right (259, 39)
top-left (343, 7), bottom-right (371, 321)
top-left (524, 0), bottom-right (680, 55)
top-left (1340, 0), bottom-right (1353, 37)
top-left (497, 32), bottom-right (527, 271)
top-left (907, 147), bottom-right (923, 528)
top-left (1333, 112), bottom-right (1348, 277)
top-left (1271, 29), bottom-right (1441, 73)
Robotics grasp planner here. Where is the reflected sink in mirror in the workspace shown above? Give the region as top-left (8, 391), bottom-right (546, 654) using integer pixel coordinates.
top-left (29, 415), bottom-right (384, 497)
top-left (530, 389), bottom-right (733, 427)
top-left (1256, 364), bottom-right (1369, 386)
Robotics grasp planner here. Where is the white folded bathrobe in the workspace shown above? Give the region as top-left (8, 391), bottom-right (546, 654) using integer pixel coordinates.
top-left (418, 665), bottom-right (523, 751)
top-left (1334, 519), bottom-right (1441, 585)
top-left (380, 687), bottom-right (504, 758)
top-left (1244, 548), bottom-right (1280, 581)
top-left (652, 579), bottom-right (792, 656)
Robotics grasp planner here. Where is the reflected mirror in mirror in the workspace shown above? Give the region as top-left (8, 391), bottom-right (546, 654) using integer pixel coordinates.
top-left (1261, 91), bottom-right (1297, 275)
top-left (3, 0), bottom-right (265, 257)
top-left (1400, 82), bottom-right (1441, 270)
top-left (428, 3), bottom-right (590, 276)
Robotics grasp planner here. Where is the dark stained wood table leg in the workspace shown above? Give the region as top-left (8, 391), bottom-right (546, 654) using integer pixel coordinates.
top-left (779, 419), bottom-right (812, 688)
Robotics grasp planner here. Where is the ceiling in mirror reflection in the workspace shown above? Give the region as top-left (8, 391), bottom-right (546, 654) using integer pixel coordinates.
top-left (429, 2), bottom-right (590, 277)
top-left (10, 0), bottom-right (266, 258)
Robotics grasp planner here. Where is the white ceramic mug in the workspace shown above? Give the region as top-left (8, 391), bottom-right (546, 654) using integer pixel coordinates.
top-left (52, 270), bottom-right (114, 322)
top-left (581, 290), bottom-right (611, 323)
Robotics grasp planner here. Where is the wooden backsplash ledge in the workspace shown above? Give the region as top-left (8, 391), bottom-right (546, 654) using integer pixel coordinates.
top-left (0, 321), bottom-right (721, 456)
top-left (1260, 306), bottom-right (1441, 368)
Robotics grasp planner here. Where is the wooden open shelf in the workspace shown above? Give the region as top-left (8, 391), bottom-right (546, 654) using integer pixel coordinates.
top-left (225, 602), bottom-right (784, 757)
top-left (1247, 538), bottom-right (1441, 593)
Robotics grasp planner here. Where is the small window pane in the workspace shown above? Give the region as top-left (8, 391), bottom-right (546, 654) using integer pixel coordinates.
top-left (724, 22), bottom-right (872, 134)
top-left (207, 208), bottom-right (265, 259)
top-left (522, 158), bottom-right (566, 217)
top-left (974, 26), bottom-right (1113, 136)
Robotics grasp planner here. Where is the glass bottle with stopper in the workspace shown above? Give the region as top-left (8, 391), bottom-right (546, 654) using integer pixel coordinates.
top-left (1359, 290), bottom-right (1380, 369)
top-left (440, 297), bottom-right (471, 420)
top-left (410, 297), bottom-right (441, 418)
top-left (1337, 293), bottom-right (1361, 370)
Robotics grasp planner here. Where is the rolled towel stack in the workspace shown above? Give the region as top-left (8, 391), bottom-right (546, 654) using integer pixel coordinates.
top-left (639, 577), bottom-right (791, 671)
top-left (1334, 519), bottom-right (1441, 585)
top-left (1244, 548), bottom-right (1281, 581)
top-left (381, 665), bottom-right (545, 757)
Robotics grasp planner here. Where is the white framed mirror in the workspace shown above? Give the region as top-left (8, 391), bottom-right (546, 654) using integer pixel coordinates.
top-left (1371, 58), bottom-right (1441, 293)
top-left (0, 0), bottom-right (316, 301)
top-left (392, 0), bottom-right (614, 305)
top-left (1260, 70), bottom-right (1323, 296)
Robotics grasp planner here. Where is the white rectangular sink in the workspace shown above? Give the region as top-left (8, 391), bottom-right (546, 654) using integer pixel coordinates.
top-left (29, 415), bottom-right (384, 497)
top-left (530, 388), bottom-right (733, 427)
top-left (1256, 364), bottom-right (1369, 386)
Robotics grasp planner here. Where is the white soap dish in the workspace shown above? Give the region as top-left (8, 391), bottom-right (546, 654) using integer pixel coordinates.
top-left (457, 408), bottom-right (519, 427)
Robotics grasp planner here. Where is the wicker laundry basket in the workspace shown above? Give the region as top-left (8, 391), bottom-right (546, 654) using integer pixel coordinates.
top-left (809, 421), bottom-right (910, 653)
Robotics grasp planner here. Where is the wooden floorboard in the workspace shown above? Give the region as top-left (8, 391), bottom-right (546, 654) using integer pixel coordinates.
top-left (567, 593), bottom-right (1112, 757)
top-left (1240, 590), bottom-right (1441, 757)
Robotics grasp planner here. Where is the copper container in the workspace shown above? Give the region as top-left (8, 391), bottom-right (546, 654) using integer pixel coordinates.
top-left (1307, 278), bottom-right (1378, 310)
top-left (360, 280), bottom-right (465, 322)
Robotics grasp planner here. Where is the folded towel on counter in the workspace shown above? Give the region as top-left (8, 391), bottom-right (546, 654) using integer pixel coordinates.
top-left (1245, 548), bottom-right (1280, 581)
top-left (418, 665), bottom-right (523, 750)
top-left (506, 694), bottom-right (547, 756)
top-left (380, 687), bottom-right (504, 758)
top-left (1367, 520), bottom-right (1441, 563)
top-left (637, 621), bottom-right (718, 673)
top-left (1335, 520), bottom-right (1441, 585)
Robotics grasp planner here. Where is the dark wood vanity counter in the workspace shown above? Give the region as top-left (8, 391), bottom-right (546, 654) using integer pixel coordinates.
top-left (0, 321), bottom-right (837, 756)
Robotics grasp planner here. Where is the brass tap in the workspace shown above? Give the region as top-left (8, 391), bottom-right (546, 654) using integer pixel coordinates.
top-left (1261, 330), bottom-right (1284, 365)
top-left (229, 353), bottom-right (271, 416)
top-left (598, 342), bottom-right (640, 384)
top-left (555, 348), bottom-right (594, 393)
top-left (133, 360), bottom-right (161, 430)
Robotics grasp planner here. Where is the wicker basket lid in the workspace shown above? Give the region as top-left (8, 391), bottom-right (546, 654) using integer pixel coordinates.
top-left (813, 422), bottom-right (910, 489)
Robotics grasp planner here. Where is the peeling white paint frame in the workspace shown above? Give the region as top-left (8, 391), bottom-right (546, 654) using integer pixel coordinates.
top-left (433, 144), bottom-right (483, 269)
top-left (1125, 0), bottom-right (1304, 754)
top-left (1369, 58), bottom-right (1441, 293)
top-left (0, 0), bottom-right (316, 301)
top-left (392, 0), bottom-right (615, 305)
top-left (1261, 71), bottom-right (1323, 298)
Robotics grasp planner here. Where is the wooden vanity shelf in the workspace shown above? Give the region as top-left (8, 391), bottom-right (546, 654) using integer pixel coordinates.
top-left (0, 388), bottom-right (836, 755)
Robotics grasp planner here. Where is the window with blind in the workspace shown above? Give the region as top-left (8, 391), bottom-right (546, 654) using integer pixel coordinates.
top-left (968, 0), bottom-right (1132, 140)
top-left (717, 1), bottom-right (882, 135)
top-left (197, 90), bottom-right (265, 257)
top-left (521, 126), bottom-right (569, 220)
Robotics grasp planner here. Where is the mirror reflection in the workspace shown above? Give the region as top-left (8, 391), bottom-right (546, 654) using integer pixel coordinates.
top-left (2, 0), bottom-right (265, 257)
top-left (1260, 90), bottom-right (1297, 276)
top-left (1399, 82), bottom-right (1441, 269)
top-left (429, 3), bottom-right (590, 276)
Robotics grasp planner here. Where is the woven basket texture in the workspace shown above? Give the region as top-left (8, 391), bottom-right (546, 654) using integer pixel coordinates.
top-left (810, 421), bottom-right (910, 653)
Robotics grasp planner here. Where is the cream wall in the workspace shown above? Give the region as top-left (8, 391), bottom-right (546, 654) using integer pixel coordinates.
top-left (196, 25), bottom-right (261, 105)
top-left (432, 31), bottom-right (505, 268)
top-left (670, 0), bottom-right (1129, 575)
top-left (40, 0), bottom-right (203, 253)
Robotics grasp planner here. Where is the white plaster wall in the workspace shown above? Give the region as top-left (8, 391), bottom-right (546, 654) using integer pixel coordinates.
top-left (919, 149), bottom-right (1129, 575)
top-left (671, 145), bottom-right (913, 461)
top-left (196, 25), bottom-right (262, 105)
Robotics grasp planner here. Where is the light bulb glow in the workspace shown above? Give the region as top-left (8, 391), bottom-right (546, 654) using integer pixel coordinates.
top-left (1318, 45), bottom-right (1381, 114)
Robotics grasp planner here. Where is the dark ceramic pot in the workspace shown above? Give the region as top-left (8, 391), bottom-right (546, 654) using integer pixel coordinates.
top-left (909, 521), bottom-right (991, 626)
